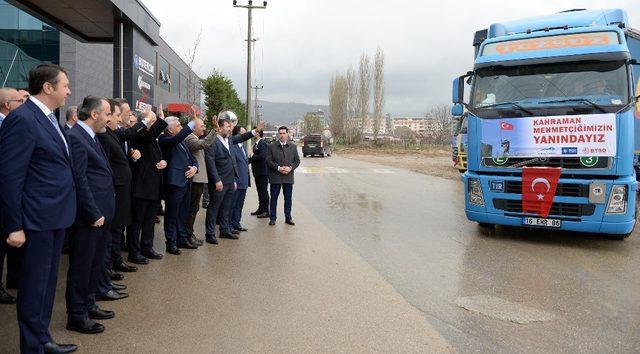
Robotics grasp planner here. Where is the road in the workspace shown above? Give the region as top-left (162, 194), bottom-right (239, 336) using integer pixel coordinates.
top-left (295, 154), bottom-right (640, 353)
top-left (1, 152), bottom-right (639, 353)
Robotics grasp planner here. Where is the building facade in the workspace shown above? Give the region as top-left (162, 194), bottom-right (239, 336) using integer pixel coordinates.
top-left (0, 0), bottom-right (202, 121)
top-left (392, 117), bottom-right (438, 136)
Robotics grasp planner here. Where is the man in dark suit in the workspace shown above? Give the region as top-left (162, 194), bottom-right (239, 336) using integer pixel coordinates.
top-left (230, 126), bottom-right (251, 233)
top-left (266, 126), bottom-right (300, 226)
top-left (204, 117), bottom-right (262, 244)
top-left (128, 109), bottom-right (168, 263)
top-left (64, 106), bottom-right (77, 131)
top-left (95, 99), bottom-right (145, 301)
top-left (0, 64), bottom-right (78, 353)
top-left (65, 96), bottom-right (117, 335)
top-left (249, 129), bottom-right (270, 218)
top-left (0, 87), bottom-right (24, 305)
top-left (158, 117), bottom-right (198, 254)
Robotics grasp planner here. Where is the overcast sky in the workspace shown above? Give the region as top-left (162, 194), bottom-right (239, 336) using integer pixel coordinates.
top-left (143, 0), bottom-right (639, 117)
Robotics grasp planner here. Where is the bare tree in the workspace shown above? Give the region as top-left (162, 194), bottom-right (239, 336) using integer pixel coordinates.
top-left (372, 47), bottom-right (385, 143)
top-left (184, 28), bottom-right (203, 108)
top-left (428, 104), bottom-right (454, 145)
top-left (356, 53), bottom-right (371, 142)
top-left (345, 66), bottom-right (359, 144)
top-left (329, 72), bottom-right (348, 142)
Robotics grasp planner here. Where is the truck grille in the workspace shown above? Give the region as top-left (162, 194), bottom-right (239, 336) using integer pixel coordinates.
top-left (503, 181), bottom-right (589, 197)
top-left (483, 157), bottom-right (610, 169)
top-left (493, 199), bottom-right (595, 217)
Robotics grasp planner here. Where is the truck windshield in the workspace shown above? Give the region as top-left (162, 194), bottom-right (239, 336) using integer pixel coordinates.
top-left (471, 60), bottom-right (629, 117)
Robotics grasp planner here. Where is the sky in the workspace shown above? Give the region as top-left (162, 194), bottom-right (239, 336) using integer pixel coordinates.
top-left (143, 0), bottom-right (639, 117)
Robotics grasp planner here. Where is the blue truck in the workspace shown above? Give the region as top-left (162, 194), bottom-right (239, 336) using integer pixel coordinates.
top-left (452, 9), bottom-right (640, 239)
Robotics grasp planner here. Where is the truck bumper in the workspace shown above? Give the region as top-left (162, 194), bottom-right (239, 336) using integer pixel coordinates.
top-left (466, 210), bottom-right (635, 235)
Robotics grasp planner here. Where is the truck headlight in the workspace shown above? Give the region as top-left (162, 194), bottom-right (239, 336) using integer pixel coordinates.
top-left (468, 178), bottom-right (485, 206)
top-left (606, 185), bottom-right (627, 214)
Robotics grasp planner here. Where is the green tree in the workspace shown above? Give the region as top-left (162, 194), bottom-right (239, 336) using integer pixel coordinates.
top-left (303, 113), bottom-right (322, 135)
top-left (201, 70), bottom-right (246, 127)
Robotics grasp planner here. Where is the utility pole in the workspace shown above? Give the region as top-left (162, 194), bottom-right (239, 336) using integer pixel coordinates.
top-left (233, 0), bottom-right (267, 132)
top-left (252, 85), bottom-right (263, 124)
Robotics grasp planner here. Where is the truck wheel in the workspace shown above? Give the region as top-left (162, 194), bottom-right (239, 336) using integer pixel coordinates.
top-left (478, 223), bottom-right (495, 229)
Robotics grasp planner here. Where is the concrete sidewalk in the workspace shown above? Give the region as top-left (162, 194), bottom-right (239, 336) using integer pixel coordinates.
top-left (0, 190), bottom-right (452, 353)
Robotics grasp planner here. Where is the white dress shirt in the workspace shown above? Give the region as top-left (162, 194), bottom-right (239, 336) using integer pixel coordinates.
top-left (30, 96), bottom-right (69, 153)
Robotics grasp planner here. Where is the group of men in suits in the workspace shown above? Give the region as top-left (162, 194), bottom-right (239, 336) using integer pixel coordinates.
top-left (0, 63), bottom-right (302, 354)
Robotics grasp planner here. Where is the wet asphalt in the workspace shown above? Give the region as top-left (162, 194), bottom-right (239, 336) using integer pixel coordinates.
top-left (1, 152), bottom-right (639, 353)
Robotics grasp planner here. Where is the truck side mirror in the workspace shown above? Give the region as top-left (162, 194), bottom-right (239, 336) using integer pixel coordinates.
top-left (629, 59), bottom-right (640, 66)
top-left (452, 77), bottom-right (464, 104)
top-left (451, 103), bottom-right (464, 116)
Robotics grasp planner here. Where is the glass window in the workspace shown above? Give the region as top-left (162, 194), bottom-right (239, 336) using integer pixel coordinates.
top-left (157, 55), bottom-right (171, 91)
top-left (0, 1), bottom-right (58, 89)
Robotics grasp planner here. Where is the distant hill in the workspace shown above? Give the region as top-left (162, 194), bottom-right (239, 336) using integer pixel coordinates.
top-left (255, 100), bottom-right (329, 125)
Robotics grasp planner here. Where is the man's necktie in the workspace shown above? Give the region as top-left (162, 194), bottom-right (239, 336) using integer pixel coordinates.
top-left (47, 113), bottom-right (69, 155)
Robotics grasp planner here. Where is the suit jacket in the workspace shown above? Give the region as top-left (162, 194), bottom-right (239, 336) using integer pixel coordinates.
top-left (204, 131), bottom-right (255, 186)
top-left (232, 142), bottom-right (250, 189)
top-left (98, 123), bottom-right (145, 187)
top-left (158, 126), bottom-right (198, 188)
top-left (184, 130), bottom-right (216, 184)
top-left (0, 99), bottom-right (76, 232)
top-left (249, 138), bottom-right (269, 177)
top-left (68, 125), bottom-right (115, 226)
top-left (266, 141), bottom-right (300, 184)
top-left (130, 119), bottom-right (168, 201)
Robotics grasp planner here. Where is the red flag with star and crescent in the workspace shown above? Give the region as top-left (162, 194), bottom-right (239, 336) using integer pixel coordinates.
top-left (521, 167), bottom-right (562, 218)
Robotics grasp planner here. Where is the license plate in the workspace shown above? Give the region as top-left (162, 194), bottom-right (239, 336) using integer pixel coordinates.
top-left (308, 144), bottom-right (316, 148)
top-left (522, 217), bottom-right (561, 228)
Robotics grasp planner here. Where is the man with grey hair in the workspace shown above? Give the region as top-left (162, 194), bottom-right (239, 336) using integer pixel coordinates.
top-left (158, 116), bottom-right (198, 254)
top-left (64, 106), bottom-right (78, 130)
top-left (184, 111), bottom-right (216, 246)
top-left (0, 88), bottom-right (24, 127)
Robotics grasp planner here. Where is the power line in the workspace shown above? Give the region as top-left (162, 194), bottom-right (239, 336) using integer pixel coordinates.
top-left (233, 0), bottom-right (267, 132)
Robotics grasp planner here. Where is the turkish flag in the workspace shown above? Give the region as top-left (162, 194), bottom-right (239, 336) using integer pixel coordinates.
top-left (500, 122), bottom-right (514, 130)
top-left (521, 167), bottom-right (561, 218)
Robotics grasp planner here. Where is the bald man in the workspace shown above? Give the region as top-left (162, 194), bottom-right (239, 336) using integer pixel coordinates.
top-left (0, 88), bottom-right (24, 127)
top-left (0, 87), bottom-right (24, 304)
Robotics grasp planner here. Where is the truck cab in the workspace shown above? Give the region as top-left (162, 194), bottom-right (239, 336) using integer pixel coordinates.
top-left (452, 9), bottom-right (640, 238)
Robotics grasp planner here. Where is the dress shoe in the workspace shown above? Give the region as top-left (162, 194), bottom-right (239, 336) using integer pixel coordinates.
top-left (234, 227), bottom-right (248, 232)
top-left (127, 255), bottom-right (149, 264)
top-left (43, 341), bottom-right (78, 354)
top-left (286, 220), bottom-right (296, 226)
top-left (66, 318), bottom-right (105, 334)
top-left (205, 236), bottom-right (218, 245)
top-left (89, 306), bottom-right (115, 320)
top-left (0, 286), bottom-right (16, 304)
top-left (190, 235), bottom-right (204, 246)
top-left (257, 212), bottom-right (269, 218)
top-left (250, 209), bottom-right (261, 215)
top-left (166, 247), bottom-right (181, 255)
top-left (113, 262), bottom-right (137, 273)
top-left (231, 229), bottom-right (240, 235)
top-left (110, 272), bottom-right (124, 282)
top-left (177, 240), bottom-right (198, 249)
top-left (96, 290), bottom-right (129, 302)
top-left (269, 220), bottom-right (276, 226)
top-left (142, 249), bottom-right (163, 260)
top-left (111, 283), bottom-right (127, 291)
top-left (219, 233), bottom-right (239, 240)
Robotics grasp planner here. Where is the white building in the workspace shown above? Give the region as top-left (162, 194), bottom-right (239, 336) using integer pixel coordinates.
top-left (392, 117), bottom-right (438, 137)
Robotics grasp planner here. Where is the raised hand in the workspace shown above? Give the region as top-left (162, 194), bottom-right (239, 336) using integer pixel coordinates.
top-left (157, 103), bottom-right (165, 120)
